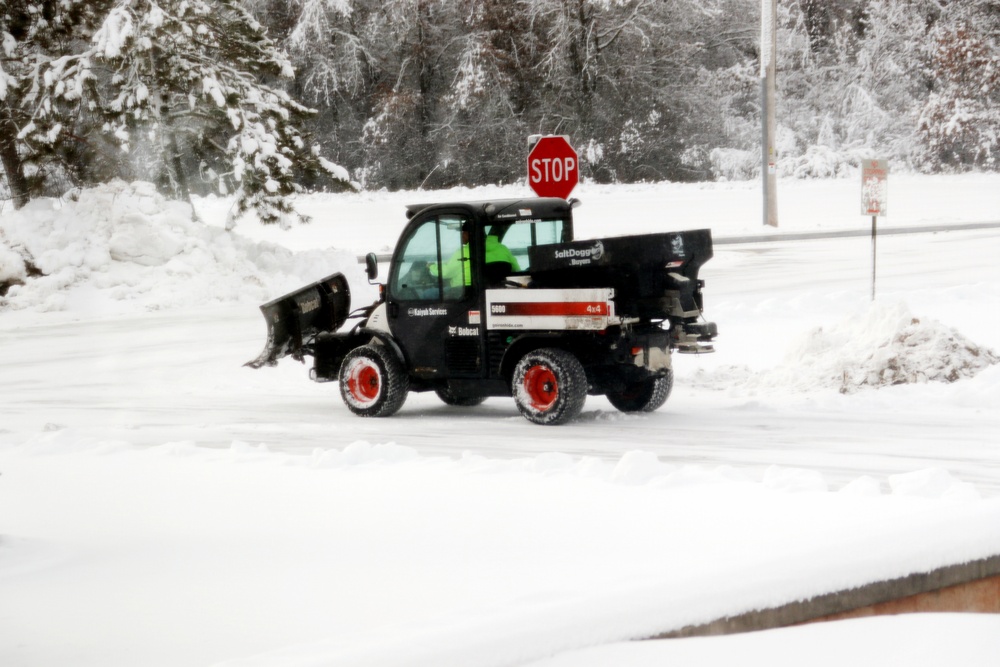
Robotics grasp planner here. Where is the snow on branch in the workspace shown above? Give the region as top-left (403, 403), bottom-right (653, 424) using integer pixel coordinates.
top-left (75, 0), bottom-right (356, 224)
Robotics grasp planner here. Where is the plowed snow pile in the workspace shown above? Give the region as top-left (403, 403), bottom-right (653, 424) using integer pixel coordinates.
top-left (0, 181), bottom-right (360, 314)
top-left (730, 302), bottom-right (999, 394)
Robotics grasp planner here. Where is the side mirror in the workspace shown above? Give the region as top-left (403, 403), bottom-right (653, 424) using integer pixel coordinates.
top-left (365, 252), bottom-right (379, 282)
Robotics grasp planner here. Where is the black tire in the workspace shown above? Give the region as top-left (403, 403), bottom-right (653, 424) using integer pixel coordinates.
top-left (512, 348), bottom-right (587, 425)
top-left (606, 370), bottom-right (673, 413)
top-left (435, 387), bottom-right (487, 407)
top-left (338, 344), bottom-right (409, 417)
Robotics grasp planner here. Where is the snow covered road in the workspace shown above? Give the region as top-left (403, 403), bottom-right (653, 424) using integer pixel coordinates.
top-left (3, 177), bottom-right (1000, 667)
top-left (3, 226), bottom-right (998, 494)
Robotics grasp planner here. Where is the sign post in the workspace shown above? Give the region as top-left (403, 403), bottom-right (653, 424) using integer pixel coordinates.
top-left (761, 0), bottom-right (778, 227)
top-left (527, 136), bottom-right (579, 200)
top-left (861, 159), bottom-right (888, 301)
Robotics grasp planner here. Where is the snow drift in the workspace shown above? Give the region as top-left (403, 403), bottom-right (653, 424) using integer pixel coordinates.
top-left (795, 303), bottom-right (999, 392)
top-left (696, 302), bottom-right (998, 394)
top-left (0, 181), bottom-right (364, 315)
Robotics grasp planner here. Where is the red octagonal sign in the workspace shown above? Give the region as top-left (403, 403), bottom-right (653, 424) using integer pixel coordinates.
top-left (527, 136), bottom-right (579, 199)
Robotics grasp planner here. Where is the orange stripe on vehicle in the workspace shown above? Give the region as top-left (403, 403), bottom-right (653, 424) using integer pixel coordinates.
top-left (497, 302), bottom-right (608, 316)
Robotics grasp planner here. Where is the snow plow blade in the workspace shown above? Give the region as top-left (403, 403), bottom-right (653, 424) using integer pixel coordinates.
top-left (245, 273), bottom-right (351, 368)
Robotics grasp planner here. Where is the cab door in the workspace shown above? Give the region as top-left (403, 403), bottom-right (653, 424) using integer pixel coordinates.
top-left (386, 212), bottom-right (484, 379)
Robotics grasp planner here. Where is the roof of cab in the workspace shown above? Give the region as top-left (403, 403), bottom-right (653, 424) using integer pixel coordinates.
top-left (404, 197), bottom-right (577, 221)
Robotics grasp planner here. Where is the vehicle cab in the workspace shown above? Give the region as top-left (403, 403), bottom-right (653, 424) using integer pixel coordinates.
top-left (378, 198), bottom-right (576, 391)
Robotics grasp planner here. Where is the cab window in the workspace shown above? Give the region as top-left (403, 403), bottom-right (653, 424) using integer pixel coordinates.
top-left (390, 215), bottom-right (470, 301)
top-left (489, 219), bottom-right (565, 272)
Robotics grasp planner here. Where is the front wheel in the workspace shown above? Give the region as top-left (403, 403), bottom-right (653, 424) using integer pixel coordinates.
top-left (338, 344), bottom-right (409, 417)
top-left (606, 370), bottom-right (673, 413)
top-left (512, 348), bottom-right (587, 425)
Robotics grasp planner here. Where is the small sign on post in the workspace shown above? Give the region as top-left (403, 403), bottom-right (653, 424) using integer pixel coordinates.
top-left (861, 159), bottom-right (888, 301)
top-left (861, 160), bottom-right (888, 216)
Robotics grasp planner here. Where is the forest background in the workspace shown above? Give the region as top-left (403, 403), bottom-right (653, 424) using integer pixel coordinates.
top-left (2, 0), bottom-right (998, 216)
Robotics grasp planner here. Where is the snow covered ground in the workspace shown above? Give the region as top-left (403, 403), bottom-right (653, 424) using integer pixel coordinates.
top-left (1, 174), bottom-right (1000, 666)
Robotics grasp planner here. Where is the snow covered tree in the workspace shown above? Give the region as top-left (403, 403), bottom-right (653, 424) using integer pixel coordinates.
top-left (768, 0), bottom-right (942, 176)
top-left (3, 0), bottom-right (353, 222)
top-left (13, 0), bottom-right (1000, 197)
top-left (524, 0), bottom-right (740, 182)
top-left (0, 0), bottom-right (109, 208)
top-left (280, 0), bottom-right (371, 105)
top-left (261, 0), bottom-right (382, 186)
top-left (352, 0), bottom-right (462, 189)
top-left (81, 0), bottom-right (354, 225)
top-left (918, 1), bottom-right (1000, 170)
top-left (428, 0), bottom-right (544, 185)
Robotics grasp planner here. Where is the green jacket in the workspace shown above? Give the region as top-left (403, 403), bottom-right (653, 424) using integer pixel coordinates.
top-left (485, 235), bottom-right (521, 273)
top-left (436, 236), bottom-right (520, 286)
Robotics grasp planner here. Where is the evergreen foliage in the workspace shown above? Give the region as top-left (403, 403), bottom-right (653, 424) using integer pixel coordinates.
top-left (3, 0), bottom-right (999, 207)
top-left (2, 0), bottom-right (353, 223)
top-left (1, 0), bottom-right (110, 205)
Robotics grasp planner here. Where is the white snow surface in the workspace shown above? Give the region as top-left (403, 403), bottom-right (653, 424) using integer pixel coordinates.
top-left (2, 174), bottom-right (1000, 666)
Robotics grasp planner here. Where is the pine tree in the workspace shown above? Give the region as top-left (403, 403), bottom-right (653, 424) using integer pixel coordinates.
top-left (0, 0), bottom-right (108, 208)
top-left (3, 0), bottom-right (354, 222)
top-left (267, 0), bottom-right (379, 187)
top-left (83, 0), bottom-right (354, 225)
top-left (315, 0), bottom-right (457, 190)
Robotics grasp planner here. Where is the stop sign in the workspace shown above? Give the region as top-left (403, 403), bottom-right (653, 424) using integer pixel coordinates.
top-left (527, 136), bottom-right (579, 199)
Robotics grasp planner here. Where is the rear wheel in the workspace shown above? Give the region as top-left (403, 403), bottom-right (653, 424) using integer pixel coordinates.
top-left (435, 386), bottom-right (487, 407)
top-left (512, 348), bottom-right (587, 425)
top-left (339, 344), bottom-right (409, 417)
top-left (606, 370), bottom-right (673, 413)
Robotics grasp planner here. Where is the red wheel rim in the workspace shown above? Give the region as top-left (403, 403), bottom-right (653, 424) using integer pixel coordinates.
top-left (522, 364), bottom-right (558, 411)
top-left (348, 360), bottom-right (381, 404)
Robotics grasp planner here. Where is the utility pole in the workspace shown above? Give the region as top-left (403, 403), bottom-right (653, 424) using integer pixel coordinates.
top-left (761, 0), bottom-right (778, 227)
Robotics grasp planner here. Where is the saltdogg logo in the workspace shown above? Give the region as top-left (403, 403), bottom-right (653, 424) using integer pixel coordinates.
top-left (670, 235), bottom-right (685, 256)
top-left (554, 240), bottom-right (604, 262)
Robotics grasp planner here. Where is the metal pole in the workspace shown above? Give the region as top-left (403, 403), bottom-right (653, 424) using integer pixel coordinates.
top-left (871, 215), bottom-right (877, 301)
top-left (761, 0), bottom-right (778, 227)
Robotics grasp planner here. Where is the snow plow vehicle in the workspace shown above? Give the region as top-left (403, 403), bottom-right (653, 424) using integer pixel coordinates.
top-left (246, 198), bottom-right (717, 424)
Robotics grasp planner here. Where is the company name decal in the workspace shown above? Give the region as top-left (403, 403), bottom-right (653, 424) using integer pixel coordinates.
top-left (408, 307), bottom-right (448, 317)
top-left (299, 297), bottom-right (320, 313)
top-left (448, 326), bottom-right (480, 337)
top-left (495, 208), bottom-right (535, 220)
top-left (553, 241), bottom-right (604, 264)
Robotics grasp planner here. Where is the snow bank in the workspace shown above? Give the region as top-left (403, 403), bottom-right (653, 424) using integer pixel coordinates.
top-left (698, 302), bottom-right (998, 394)
top-left (3, 438), bottom-right (999, 667)
top-left (0, 181), bottom-right (363, 315)
top-left (525, 614), bottom-right (1000, 667)
top-left (0, 239), bottom-right (26, 285)
top-left (778, 301), bottom-right (998, 393)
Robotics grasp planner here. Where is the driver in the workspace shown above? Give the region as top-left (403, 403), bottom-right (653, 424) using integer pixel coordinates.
top-left (433, 222), bottom-right (520, 287)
